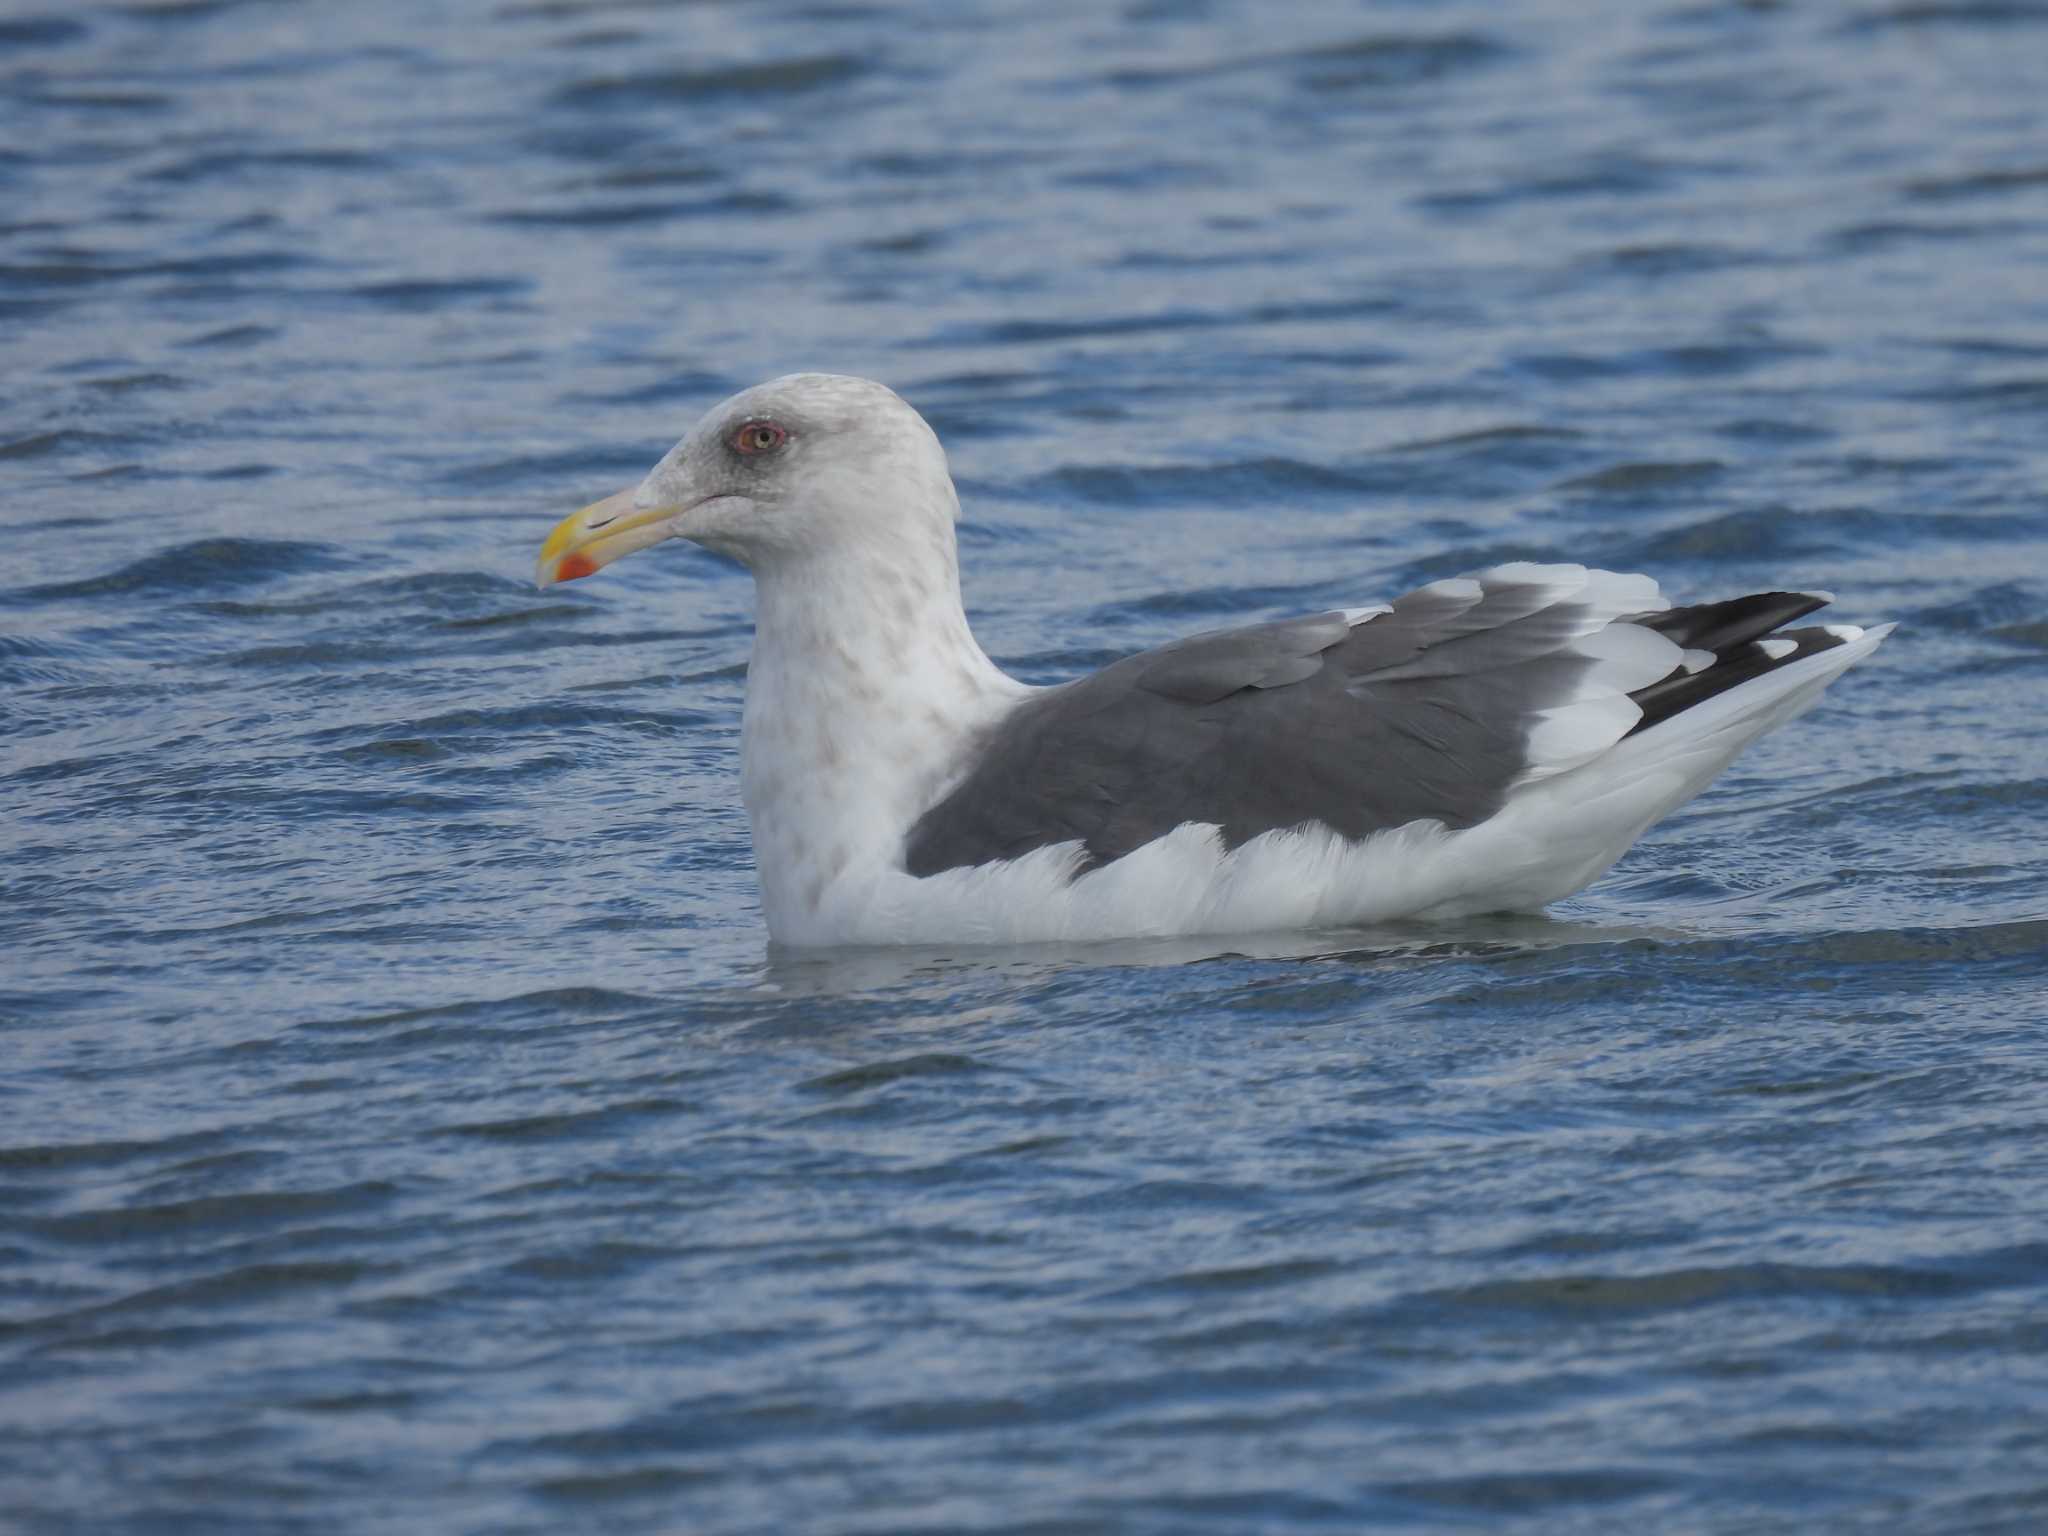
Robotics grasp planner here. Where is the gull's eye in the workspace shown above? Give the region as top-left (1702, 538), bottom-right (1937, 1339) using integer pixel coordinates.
top-left (731, 420), bottom-right (787, 456)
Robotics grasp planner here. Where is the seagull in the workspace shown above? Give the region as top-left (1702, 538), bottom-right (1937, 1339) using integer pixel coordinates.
top-left (537, 373), bottom-right (1889, 948)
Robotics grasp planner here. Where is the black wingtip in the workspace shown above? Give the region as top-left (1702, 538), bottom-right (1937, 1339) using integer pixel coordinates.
top-left (1629, 590), bottom-right (1832, 657)
top-left (1626, 590), bottom-right (1862, 734)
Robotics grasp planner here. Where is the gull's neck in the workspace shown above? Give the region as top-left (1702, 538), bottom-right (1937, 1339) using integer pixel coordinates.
top-left (739, 523), bottom-right (1025, 936)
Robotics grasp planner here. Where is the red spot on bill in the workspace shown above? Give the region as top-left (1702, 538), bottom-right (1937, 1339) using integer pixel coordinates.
top-left (557, 552), bottom-right (599, 582)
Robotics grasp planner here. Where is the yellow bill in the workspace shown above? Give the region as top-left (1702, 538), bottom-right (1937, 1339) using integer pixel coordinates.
top-left (535, 486), bottom-right (678, 588)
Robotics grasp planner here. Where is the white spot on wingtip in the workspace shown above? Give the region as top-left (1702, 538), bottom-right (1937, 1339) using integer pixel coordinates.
top-left (1822, 623), bottom-right (1863, 641)
top-left (1680, 648), bottom-right (1714, 675)
top-left (1756, 637), bottom-right (1797, 661)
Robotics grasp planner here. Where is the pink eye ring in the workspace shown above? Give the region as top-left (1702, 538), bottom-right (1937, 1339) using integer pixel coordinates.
top-left (731, 420), bottom-right (787, 455)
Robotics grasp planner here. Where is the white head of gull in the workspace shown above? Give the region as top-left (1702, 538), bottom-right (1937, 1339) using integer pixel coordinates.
top-left (538, 372), bottom-right (1890, 948)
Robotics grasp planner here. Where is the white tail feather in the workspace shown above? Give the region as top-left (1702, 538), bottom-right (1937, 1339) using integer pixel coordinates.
top-left (1415, 624), bottom-right (1894, 916)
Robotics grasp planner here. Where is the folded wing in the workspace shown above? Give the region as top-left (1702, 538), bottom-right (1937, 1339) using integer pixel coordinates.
top-left (903, 562), bottom-right (1866, 877)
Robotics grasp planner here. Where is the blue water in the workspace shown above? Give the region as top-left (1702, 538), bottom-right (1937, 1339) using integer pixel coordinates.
top-left (6, 1), bottom-right (2048, 1530)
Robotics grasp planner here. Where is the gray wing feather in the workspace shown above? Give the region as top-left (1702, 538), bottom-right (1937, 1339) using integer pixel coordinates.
top-left (905, 566), bottom-right (1650, 876)
top-left (1128, 612), bottom-right (1353, 703)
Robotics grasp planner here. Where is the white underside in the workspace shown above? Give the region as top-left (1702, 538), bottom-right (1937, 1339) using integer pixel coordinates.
top-left (773, 625), bottom-right (1890, 948)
